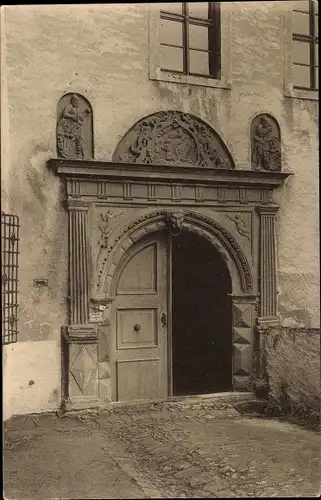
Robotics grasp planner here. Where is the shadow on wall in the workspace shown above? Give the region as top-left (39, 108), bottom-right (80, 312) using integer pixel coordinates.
top-left (265, 328), bottom-right (320, 415)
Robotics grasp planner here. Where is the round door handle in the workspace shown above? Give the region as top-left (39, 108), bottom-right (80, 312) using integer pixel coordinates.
top-left (134, 324), bottom-right (141, 332)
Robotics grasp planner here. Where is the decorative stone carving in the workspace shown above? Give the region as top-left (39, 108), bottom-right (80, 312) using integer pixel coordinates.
top-left (57, 93), bottom-right (93, 160)
top-left (251, 114), bottom-right (281, 172)
top-left (113, 110), bottom-right (234, 169)
top-left (165, 211), bottom-right (185, 236)
top-left (227, 212), bottom-right (251, 241)
top-left (98, 209), bottom-right (125, 249)
top-left (98, 210), bottom-right (113, 248)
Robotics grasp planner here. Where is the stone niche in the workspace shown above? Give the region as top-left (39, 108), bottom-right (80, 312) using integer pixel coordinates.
top-left (48, 109), bottom-right (292, 411)
top-left (251, 114), bottom-right (282, 172)
top-left (57, 93), bottom-right (94, 160)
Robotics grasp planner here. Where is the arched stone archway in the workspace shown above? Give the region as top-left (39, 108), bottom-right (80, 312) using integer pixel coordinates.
top-left (98, 209), bottom-right (253, 298)
top-left (94, 208), bottom-right (257, 400)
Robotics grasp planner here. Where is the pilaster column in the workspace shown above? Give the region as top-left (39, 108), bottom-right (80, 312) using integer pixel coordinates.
top-left (68, 201), bottom-right (89, 324)
top-left (254, 206), bottom-right (280, 394)
top-left (61, 199), bottom-right (98, 412)
top-left (257, 206), bottom-right (279, 321)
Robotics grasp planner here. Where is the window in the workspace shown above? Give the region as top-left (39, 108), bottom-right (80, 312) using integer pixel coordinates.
top-left (160, 2), bottom-right (221, 79)
top-left (292, 0), bottom-right (318, 90)
top-left (1, 212), bottom-right (20, 345)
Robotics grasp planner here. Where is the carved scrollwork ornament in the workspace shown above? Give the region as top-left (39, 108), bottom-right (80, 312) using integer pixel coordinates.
top-left (113, 110), bottom-right (234, 169)
top-left (166, 211), bottom-right (185, 236)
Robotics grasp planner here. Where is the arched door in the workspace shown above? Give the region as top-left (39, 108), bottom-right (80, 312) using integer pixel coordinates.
top-left (113, 232), bottom-right (169, 401)
top-left (112, 229), bottom-right (235, 402)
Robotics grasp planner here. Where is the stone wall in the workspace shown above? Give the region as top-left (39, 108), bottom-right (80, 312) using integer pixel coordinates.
top-left (1, 2), bottom-right (319, 418)
top-left (265, 327), bottom-right (320, 413)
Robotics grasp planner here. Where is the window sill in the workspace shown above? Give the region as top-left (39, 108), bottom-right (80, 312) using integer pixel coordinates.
top-left (284, 85), bottom-right (319, 101)
top-left (150, 70), bottom-right (231, 90)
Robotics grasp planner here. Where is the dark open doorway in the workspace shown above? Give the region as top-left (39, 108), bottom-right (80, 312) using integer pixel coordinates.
top-left (172, 230), bottom-right (232, 396)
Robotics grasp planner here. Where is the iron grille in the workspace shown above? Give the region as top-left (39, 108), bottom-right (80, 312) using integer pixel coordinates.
top-left (1, 211), bottom-right (20, 345)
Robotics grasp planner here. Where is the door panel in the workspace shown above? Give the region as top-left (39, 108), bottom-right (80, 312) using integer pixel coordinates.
top-left (117, 242), bottom-right (157, 294)
top-left (114, 234), bottom-right (168, 401)
top-left (116, 358), bottom-right (161, 401)
top-left (116, 308), bottom-right (158, 349)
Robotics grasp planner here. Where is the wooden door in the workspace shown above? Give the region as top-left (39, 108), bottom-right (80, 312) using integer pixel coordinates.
top-left (113, 233), bottom-right (169, 401)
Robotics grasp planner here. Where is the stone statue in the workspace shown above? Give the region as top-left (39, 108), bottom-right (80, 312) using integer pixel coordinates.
top-left (251, 115), bottom-right (281, 171)
top-left (57, 94), bottom-right (91, 159)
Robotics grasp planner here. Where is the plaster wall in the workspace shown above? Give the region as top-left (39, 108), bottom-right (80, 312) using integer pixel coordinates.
top-left (1, 2), bottom-right (319, 418)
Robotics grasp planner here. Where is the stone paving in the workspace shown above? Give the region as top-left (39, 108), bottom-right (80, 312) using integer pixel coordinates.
top-left (3, 397), bottom-right (321, 499)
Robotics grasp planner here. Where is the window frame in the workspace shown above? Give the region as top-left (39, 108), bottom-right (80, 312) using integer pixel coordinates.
top-left (284, 0), bottom-right (318, 100)
top-left (149, 2), bottom-right (231, 90)
top-left (292, 0), bottom-right (318, 91)
top-left (160, 3), bottom-right (221, 79)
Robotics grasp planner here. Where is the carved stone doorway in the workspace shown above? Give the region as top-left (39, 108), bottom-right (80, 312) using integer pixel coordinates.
top-left (172, 231), bottom-right (233, 396)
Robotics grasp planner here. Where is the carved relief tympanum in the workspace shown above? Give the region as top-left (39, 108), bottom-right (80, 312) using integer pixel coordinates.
top-left (251, 114), bottom-right (281, 172)
top-left (113, 110), bottom-right (234, 169)
top-left (57, 93), bottom-right (93, 160)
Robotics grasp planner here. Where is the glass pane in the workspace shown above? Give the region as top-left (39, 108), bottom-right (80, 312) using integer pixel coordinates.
top-left (161, 45), bottom-right (184, 71)
top-left (293, 63), bottom-right (311, 87)
top-left (315, 15), bottom-right (318, 36)
top-left (315, 44), bottom-right (319, 66)
top-left (293, 39), bottom-right (310, 65)
top-left (188, 2), bottom-right (209, 19)
top-left (189, 24), bottom-right (209, 50)
top-left (292, 11), bottom-right (310, 35)
top-left (160, 19), bottom-right (183, 46)
top-left (160, 3), bottom-right (183, 14)
top-left (315, 67), bottom-right (319, 89)
top-left (293, 1), bottom-right (310, 13)
top-left (189, 49), bottom-right (209, 74)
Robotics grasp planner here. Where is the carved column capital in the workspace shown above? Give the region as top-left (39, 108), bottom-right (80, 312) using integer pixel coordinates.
top-left (64, 324), bottom-right (98, 344)
top-left (67, 199), bottom-right (90, 211)
top-left (256, 205), bottom-right (279, 216)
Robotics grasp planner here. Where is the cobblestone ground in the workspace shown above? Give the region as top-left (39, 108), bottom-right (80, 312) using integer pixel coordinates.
top-left (4, 398), bottom-right (321, 499)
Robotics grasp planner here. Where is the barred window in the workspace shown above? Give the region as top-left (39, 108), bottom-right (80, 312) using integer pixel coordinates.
top-left (1, 212), bottom-right (20, 345)
top-left (292, 0), bottom-right (318, 90)
top-left (160, 2), bottom-right (221, 79)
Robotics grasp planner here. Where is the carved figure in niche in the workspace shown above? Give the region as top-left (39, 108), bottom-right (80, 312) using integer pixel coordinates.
top-left (113, 110), bottom-right (234, 169)
top-left (57, 93), bottom-right (93, 159)
top-left (166, 211), bottom-right (185, 236)
top-left (251, 114), bottom-right (281, 172)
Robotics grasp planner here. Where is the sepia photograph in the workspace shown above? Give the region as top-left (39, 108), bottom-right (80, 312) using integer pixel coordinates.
top-left (1, 1), bottom-right (320, 498)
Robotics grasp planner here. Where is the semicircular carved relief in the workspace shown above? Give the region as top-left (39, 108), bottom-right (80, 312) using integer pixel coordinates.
top-left (113, 110), bottom-right (235, 169)
top-left (95, 210), bottom-right (253, 296)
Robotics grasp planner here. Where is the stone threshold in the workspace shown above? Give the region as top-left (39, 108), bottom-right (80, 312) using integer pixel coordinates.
top-left (5, 392), bottom-right (257, 424)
